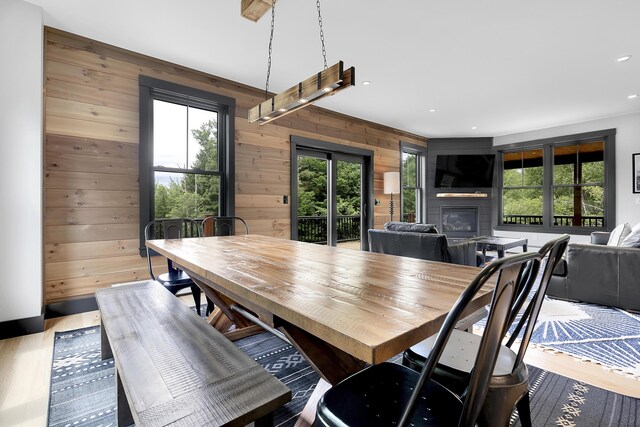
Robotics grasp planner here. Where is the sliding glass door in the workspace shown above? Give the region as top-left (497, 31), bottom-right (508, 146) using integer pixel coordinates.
top-left (293, 144), bottom-right (371, 250)
top-left (296, 151), bottom-right (330, 245)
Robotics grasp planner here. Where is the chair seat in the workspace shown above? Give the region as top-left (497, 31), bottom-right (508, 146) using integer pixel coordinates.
top-left (157, 271), bottom-right (194, 289)
top-left (315, 362), bottom-right (462, 427)
top-left (405, 329), bottom-right (518, 376)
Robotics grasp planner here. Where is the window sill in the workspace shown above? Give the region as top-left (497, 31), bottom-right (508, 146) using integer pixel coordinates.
top-left (493, 225), bottom-right (610, 235)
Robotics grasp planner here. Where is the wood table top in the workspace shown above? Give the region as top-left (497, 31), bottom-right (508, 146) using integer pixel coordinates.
top-left (147, 235), bottom-right (495, 364)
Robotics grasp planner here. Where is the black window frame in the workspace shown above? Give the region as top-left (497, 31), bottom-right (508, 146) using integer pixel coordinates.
top-left (139, 76), bottom-right (235, 255)
top-left (494, 129), bottom-right (616, 235)
top-left (400, 141), bottom-right (427, 223)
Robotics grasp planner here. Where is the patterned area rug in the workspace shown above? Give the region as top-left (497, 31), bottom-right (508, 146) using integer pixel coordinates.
top-left (47, 326), bottom-right (638, 427)
top-left (47, 326), bottom-right (316, 427)
top-left (518, 298), bottom-right (640, 379)
top-left (512, 365), bottom-right (638, 427)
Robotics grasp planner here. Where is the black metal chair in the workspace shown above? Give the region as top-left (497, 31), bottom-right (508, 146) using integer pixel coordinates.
top-left (144, 218), bottom-right (203, 316)
top-left (403, 234), bottom-right (570, 427)
top-left (200, 216), bottom-right (249, 315)
top-left (315, 251), bottom-right (540, 427)
top-left (201, 216), bottom-right (249, 237)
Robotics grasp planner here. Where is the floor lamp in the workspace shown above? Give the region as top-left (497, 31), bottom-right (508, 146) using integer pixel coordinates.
top-left (384, 172), bottom-right (400, 222)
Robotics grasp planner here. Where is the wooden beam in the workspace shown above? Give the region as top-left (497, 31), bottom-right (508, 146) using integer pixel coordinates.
top-left (241, 0), bottom-right (273, 22)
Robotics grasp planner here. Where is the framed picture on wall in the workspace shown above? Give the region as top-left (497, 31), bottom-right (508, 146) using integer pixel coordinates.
top-left (634, 153), bottom-right (640, 193)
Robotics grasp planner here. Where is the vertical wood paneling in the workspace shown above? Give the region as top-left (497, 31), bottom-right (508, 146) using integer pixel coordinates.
top-left (43, 28), bottom-right (427, 303)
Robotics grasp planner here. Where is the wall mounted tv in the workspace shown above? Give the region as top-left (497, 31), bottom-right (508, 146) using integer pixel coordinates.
top-left (434, 154), bottom-right (496, 188)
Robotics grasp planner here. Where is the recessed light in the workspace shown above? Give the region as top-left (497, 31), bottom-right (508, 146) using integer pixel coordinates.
top-left (362, 81), bottom-right (371, 86)
top-left (629, 94), bottom-right (639, 99)
top-left (299, 98), bottom-right (308, 104)
top-left (322, 87), bottom-right (333, 93)
top-left (617, 55), bottom-right (632, 62)
top-left (263, 116), bottom-right (271, 120)
top-left (471, 126), bottom-right (478, 130)
top-left (429, 109), bottom-right (437, 113)
top-left (278, 108), bottom-right (287, 112)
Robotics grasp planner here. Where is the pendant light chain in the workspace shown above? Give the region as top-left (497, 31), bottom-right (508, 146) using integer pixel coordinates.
top-left (316, 0), bottom-right (328, 70)
top-left (265, 0), bottom-right (276, 99)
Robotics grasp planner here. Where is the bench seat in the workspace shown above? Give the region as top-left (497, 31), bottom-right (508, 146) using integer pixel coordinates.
top-left (96, 280), bottom-right (291, 426)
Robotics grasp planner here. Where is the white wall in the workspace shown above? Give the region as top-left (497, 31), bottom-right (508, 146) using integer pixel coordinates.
top-left (493, 112), bottom-right (640, 247)
top-left (0, 0), bottom-right (44, 322)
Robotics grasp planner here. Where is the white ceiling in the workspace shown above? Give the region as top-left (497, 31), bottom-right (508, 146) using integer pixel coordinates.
top-left (28, 0), bottom-right (640, 138)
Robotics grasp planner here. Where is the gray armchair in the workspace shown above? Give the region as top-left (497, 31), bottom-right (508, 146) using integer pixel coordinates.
top-left (548, 231), bottom-right (640, 312)
top-left (368, 223), bottom-right (480, 266)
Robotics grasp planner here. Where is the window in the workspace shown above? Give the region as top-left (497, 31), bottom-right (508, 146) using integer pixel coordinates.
top-left (552, 141), bottom-right (605, 227)
top-left (497, 129), bottom-right (615, 233)
top-left (502, 149), bottom-right (544, 225)
top-left (139, 76), bottom-right (235, 253)
top-left (400, 142), bottom-right (427, 223)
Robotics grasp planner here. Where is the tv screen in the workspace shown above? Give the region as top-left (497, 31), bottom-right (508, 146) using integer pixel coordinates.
top-left (435, 154), bottom-right (495, 188)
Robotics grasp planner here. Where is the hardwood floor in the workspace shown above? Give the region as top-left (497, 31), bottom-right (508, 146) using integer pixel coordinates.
top-left (0, 310), bottom-right (101, 427)
top-left (0, 295), bottom-right (638, 427)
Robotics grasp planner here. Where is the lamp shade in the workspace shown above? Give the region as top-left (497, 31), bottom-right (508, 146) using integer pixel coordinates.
top-left (383, 172), bottom-right (400, 194)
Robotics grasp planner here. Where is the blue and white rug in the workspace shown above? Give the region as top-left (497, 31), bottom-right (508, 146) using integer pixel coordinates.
top-left (47, 326), bottom-right (317, 427)
top-left (527, 298), bottom-right (640, 379)
top-left (48, 326), bottom-right (639, 427)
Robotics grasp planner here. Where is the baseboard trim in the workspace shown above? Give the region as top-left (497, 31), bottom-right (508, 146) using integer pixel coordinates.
top-left (45, 295), bottom-right (98, 319)
top-left (0, 313), bottom-right (45, 340)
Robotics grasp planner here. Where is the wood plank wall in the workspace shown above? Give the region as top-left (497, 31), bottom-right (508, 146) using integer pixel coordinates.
top-left (43, 28), bottom-right (428, 303)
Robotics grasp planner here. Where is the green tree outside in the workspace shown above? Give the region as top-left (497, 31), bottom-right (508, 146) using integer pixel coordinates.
top-left (503, 152), bottom-right (604, 224)
top-left (154, 119), bottom-right (220, 219)
top-left (297, 157), bottom-right (361, 216)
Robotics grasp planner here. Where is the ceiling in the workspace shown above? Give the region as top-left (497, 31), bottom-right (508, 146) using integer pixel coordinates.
top-left (28, 0), bottom-right (640, 138)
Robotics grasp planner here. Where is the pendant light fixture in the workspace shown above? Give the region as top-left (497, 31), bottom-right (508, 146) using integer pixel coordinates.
top-left (248, 0), bottom-right (355, 125)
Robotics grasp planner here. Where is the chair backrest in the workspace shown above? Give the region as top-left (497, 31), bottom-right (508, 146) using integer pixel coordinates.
top-left (144, 218), bottom-right (201, 281)
top-left (368, 229), bottom-right (450, 262)
top-left (399, 251), bottom-right (541, 427)
top-left (506, 234), bottom-right (570, 367)
top-left (144, 218), bottom-right (202, 241)
top-left (201, 216), bottom-right (249, 237)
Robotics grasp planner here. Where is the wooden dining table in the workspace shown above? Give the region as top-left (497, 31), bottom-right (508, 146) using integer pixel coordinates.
top-left (146, 234), bottom-right (495, 424)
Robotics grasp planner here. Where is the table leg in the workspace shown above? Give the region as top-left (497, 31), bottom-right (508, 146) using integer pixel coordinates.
top-left (277, 319), bottom-right (366, 427)
top-left (523, 243), bottom-right (528, 252)
top-left (294, 378), bottom-right (332, 427)
top-left (116, 370), bottom-right (134, 427)
top-left (482, 247), bottom-right (487, 264)
top-left (100, 319), bottom-right (112, 360)
top-left (498, 248), bottom-right (505, 258)
top-left (189, 277), bottom-right (266, 341)
top-left (276, 319), bottom-right (366, 385)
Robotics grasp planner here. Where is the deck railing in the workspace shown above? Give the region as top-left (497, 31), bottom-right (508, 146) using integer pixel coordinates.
top-left (503, 214), bottom-right (604, 227)
top-left (298, 215), bottom-right (361, 243)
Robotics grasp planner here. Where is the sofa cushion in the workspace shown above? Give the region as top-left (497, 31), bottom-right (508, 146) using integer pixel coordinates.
top-left (607, 223), bottom-right (632, 246)
top-left (383, 222), bottom-right (438, 233)
top-left (620, 222), bottom-right (640, 248)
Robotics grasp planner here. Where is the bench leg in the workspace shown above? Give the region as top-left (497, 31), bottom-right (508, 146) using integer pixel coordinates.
top-left (254, 412), bottom-right (274, 427)
top-left (117, 370), bottom-right (134, 427)
top-left (100, 320), bottom-right (113, 360)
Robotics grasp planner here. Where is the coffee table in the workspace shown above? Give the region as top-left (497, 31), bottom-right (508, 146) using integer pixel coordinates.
top-left (473, 236), bottom-right (528, 260)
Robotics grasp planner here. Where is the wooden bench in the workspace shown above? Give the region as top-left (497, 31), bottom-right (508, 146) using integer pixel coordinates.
top-left (96, 280), bottom-right (291, 426)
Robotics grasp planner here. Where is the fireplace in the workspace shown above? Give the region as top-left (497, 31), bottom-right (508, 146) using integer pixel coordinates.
top-left (441, 206), bottom-right (479, 239)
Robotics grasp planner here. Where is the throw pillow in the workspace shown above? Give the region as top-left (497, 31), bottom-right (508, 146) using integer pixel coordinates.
top-left (384, 222), bottom-right (439, 234)
top-left (620, 222), bottom-right (640, 248)
top-left (607, 223), bottom-right (632, 246)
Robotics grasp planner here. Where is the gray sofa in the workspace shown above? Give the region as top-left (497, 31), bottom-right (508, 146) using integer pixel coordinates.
top-left (548, 231), bottom-right (640, 312)
top-left (368, 222), bottom-right (480, 266)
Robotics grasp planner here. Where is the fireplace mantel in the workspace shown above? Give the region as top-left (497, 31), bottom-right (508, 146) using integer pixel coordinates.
top-left (436, 193), bottom-right (488, 198)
